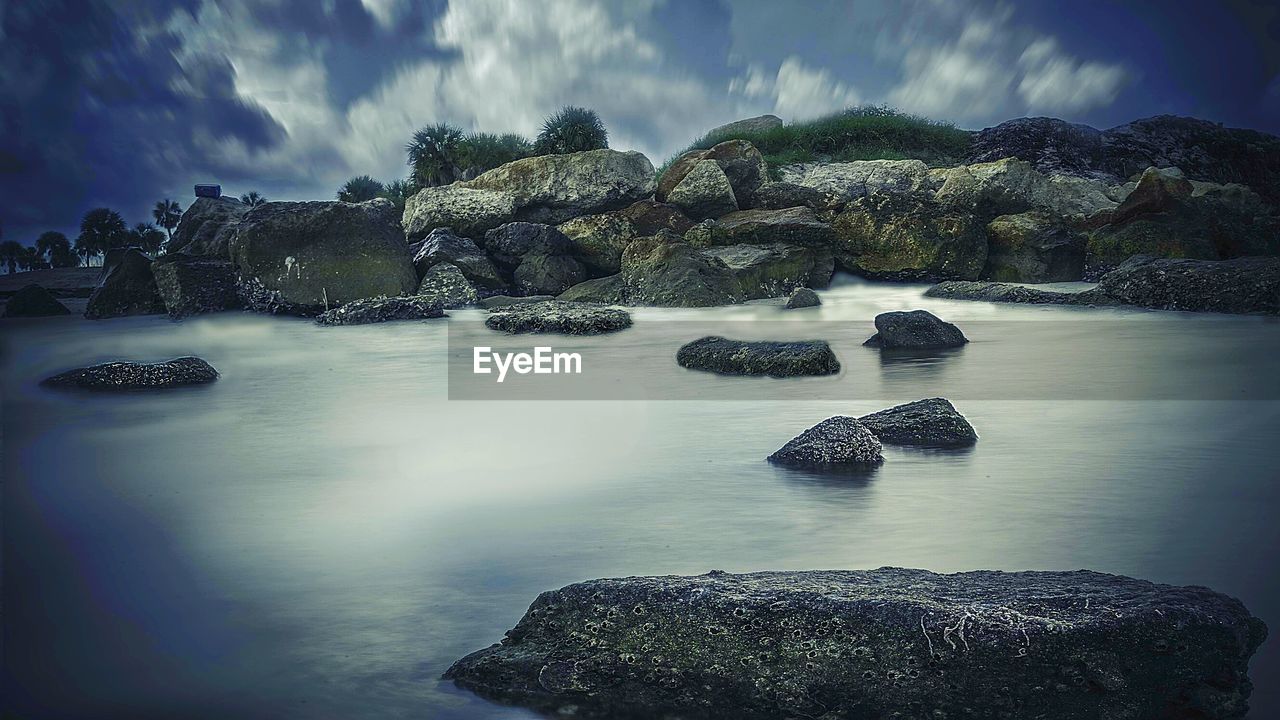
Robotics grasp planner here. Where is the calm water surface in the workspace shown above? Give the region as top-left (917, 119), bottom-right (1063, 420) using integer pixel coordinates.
top-left (4, 278), bottom-right (1279, 718)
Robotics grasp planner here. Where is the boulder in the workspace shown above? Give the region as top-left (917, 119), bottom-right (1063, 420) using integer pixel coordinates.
top-left (445, 568), bottom-right (1266, 720)
top-left (1108, 167), bottom-right (1193, 224)
top-left (477, 294), bottom-right (557, 310)
top-left (411, 228), bottom-right (503, 289)
top-left (677, 336), bottom-right (839, 378)
top-left (858, 398), bottom-right (977, 448)
top-left (667, 160), bottom-right (738, 221)
top-left (659, 140), bottom-right (768, 205)
top-left (168, 196), bottom-right (248, 257)
top-left (2, 284), bottom-right (70, 318)
top-left (768, 416), bottom-right (882, 467)
top-left (558, 275), bottom-right (626, 304)
top-left (781, 159), bottom-right (934, 206)
top-left (485, 300), bottom-right (632, 335)
top-left (967, 117), bottom-right (1112, 179)
top-left (687, 207), bottom-right (835, 248)
top-left (983, 211), bottom-right (1086, 282)
top-left (832, 194), bottom-right (987, 281)
top-left (617, 200), bottom-right (696, 237)
top-left (558, 202), bottom-right (695, 276)
top-left (702, 243), bottom-right (833, 300)
top-left (85, 248), bottom-right (166, 319)
top-left (864, 310), bottom-right (967, 349)
top-left (230, 199), bottom-right (418, 315)
top-left (314, 296), bottom-right (445, 326)
top-left (402, 185), bottom-right (518, 241)
top-left (706, 114), bottom-right (783, 138)
top-left (784, 287), bottom-right (820, 309)
top-left (152, 254), bottom-right (240, 318)
top-left (41, 357), bottom-right (218, 390)
top-left (416, 262), bottom-right (477, 308)
top-left (657, 150), bottom-right (711, 202)
top-left (484, 222), bottom-right (587, 295)
top-left (619, 237), bottom-right (740, 307)
top-left (747, 181), bottom-right (826, 211)
top-left (1095, 256), bottom-right (1280, 315)
top-left (935, 158), bottom-right (1117, 220)
top-left (461, 149), bottom-right (656, 224)
top-left (925, 281), bottom-right (1107, 306)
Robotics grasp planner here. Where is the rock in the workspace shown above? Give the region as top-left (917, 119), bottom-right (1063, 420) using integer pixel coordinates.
top-left (617, 200), bottom-right (696, 237)
top-left (688, 207), bottom-right (836, 248)
top-left (702, 243), bottom-right (833, 300)
top-left (444, 567), bottom-right (1267, 720)
top-left (314, 296), bottom-right (445, 326)
top-left (2, 284), bottom-right (70, 318)
top-left (925, 280), bottom-right (1107, 306)
top-left (558, 202), bottom-right (695, 275)
top-left (557, 275), bottom-right (626, 304)
top-left (85, 248), bottom-right (166, 319)
top-left (1109, 167), bottom-right (1194, 224)
top-left (402, 185), bottom-right (518, 241)
top-left (41, 357), bottom-right (218, 390)
top-left (411, 228), bottom-right (503, 289)
top-left (864, 310), bottom-right (967, 349)
top-left (477, 294), bottom-right (557, 310)
top-left (859, 398), bottom-right (977, 448)
top-left (619, 237), bottom-right (740, 307)
top-left (676, 336), bottom-right (839, 378)
top-left (784, 287), bottom-right (820, 309)
top-left (747, 181), bottom-right (826, 211)
top-left (485, 300), bottom-right (632, 335)
top-left (1095, 256), bottom-right (1280, 315)
top-left (983, 211), bottom-right (1086, 282)
top-left (967, 117), bottom-right (1112, 180)
top-left (484, 222), bottom-right (587, 295)
top-left (416, 262), bottom-right (477, 308)
top-left (706, 114), bottom-right (783, 138)
top-left (782, 159), bottom-right (934, 207)
top-left (935, 158), bottom-right (1117, 220)
top-left (768, 416), bottom-right (882, 467)
top-left (151, 254), bottom-right (240, 318)
top-left (657, 150), bottom-right (711, 203)
top-left (667, 160), bottom-right (738, 221)
top-left (832, 194), bottom-right (987, 281)
top-left (658, 140), bottom-right (768, 205)
top-left (461, 149), bottom-right (656, 225)
top-left (168, 196), bottom-right (248, 257)
top-left (230, 199), bottom-right (417, 315)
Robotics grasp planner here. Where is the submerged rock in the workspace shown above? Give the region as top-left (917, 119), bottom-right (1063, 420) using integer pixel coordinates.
top-left (2, 284), bottom-right (70, 318)
top-left (477, 295), bottom-right (557, 310)
top-left (863, 310), bottom-right (968, 349)
top-left (485, 300), bottom-right (632, 335)
top-left (925, 280), bottom-right (1106, 306)
top-left (446, 567), bottom-right (1264, 720)
top-left (416, 262), bottom-right (477, 309)
top-left (152, 254), bottom-right (240, 318)
top-left (84, 248), bottom-right (166, 319)
top-left (768, 417), bottom-right (882, 467)
top-left (168, 196), bottom-right (248, 257)
top-left (784, 287), bottom-right (821, 309)
top-left (676, 336), bottom-right (840, 378)
top-left (462, 149), bottom-right (656, 224)
top-left (314, 296), bottom-right (445, 326)
top-left (42, 357), bottom-right (219, 390)
top-left (859, 398), bottom-right (978, 447)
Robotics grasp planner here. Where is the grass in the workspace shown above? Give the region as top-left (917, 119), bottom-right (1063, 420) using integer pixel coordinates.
top-left (661, 106), bottom-right (972, 180)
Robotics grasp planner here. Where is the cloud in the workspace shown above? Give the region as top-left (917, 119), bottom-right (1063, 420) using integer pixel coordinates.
top-left (887, 15), bottom-right (1015, 121)
top-left (1017, 38), bottom-right (1128, 113)
top-left (730, 56), bottom-right (862, 121)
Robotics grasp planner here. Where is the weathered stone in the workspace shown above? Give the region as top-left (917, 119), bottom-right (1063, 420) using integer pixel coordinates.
top-left (617, 200), bottom-right (696, 237)
top-left (677, 336), bottom-right (839, 378)
top-left (702, 243), bottom-right (833, 300)
top-left (416, 262), bottom-right (477, 308)
top-left (769, 416), bottom-right (882, 467)
top-left (42, 357), bottom-right (218, 390)
top-left (983, 211), bottom-right (1086, 282)
top-left (2, 284), bottom-right (70, 318)
top-left (782, 159), bottom-right (934, 206)
top-left (485, 300), bottom-right (631, 335)
top-left (402, 185), bottom-right (518, 240)
top-left (168, 196), bottom-right (248, 257)
top-left (557, 202), bottom-right (695, 276)
top-left (1095, 256), bottom-right (1280, 315)
top-left (864, 310), bottom-right (968, 349)
top-left (935, 158), bottom-right (1118, 219)
top-left (747, 181), bottom-right (826, 211)
top-left (657, 150), bottom-right (711, 202)
top-left (85, 248), bottom-right (166, 319)
top-left (833, 193), bottom-right (987, 281)
top-left (690, 207), bottom-right (836, 248)
top-left (445, 567), bottom-right (1267, 720)
top-left (314, 296), bottom-right (445, 326)
top-left (925, 281), bottom-right (1107, 306)
top-left (462, 149), bottom-right (656, 224)
top-left (659, 140), bottom-right (768, 205)
top-left (967, 117), bottom-right (1113, 179)
top-left (557, 275), bottom-right (626, 304)
top-left (411, 228), bottom-right (503, 289)
top-left (152, 254), bottom-right (240, 318)
top-left (477, 294), bottom-right (557, 310)
top-left (706, 114), bottom-right (783, 138)
top-left (784, 287), bottom-right (820, 309)
top-left (619, 238), bottom-right (740, 307)
top-left (859, 397), bottom-right (977, 448)
top-left (483, 222), bottom-right (587, 295)
top-left (667, 160), bottom-right (738, 221)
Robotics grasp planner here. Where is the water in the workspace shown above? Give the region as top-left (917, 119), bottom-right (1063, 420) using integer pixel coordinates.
top-left (4, 277), bottom-right (1279, 719)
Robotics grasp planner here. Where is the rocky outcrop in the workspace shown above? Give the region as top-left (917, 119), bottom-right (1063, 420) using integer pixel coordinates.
top-left (983, 211), bottom-right (1086, 282)
top-left (925, 281), bottom-right (1105, 306)
top-left (659, 140), bottom-right (768, 205)
top-left (485, 300), bottom-right (632, 335)
top-left (1095, 256), bottom-right (1280, 315)
top-left (833, 194), bottom-right (987, 281)
top-left (746, 181), bottom-right (826, 211)
top-left (85, 248), bottom-right (166, 319)
top-left (619, 237), bottom-right (740, 307)
top-left (411, 228), bottom-right (503, 290)
top-left (706, 114), bottom-right (782, 138)
top-left (402, 185), bottom-right (518, 241)
top-left (168, 196), bottom-right (248, 257)
top-left (484, 222), bottom-right (587, 295)
top-left (41, 357), bottom-right (219, 390)
top-left (416, 262), bottom-right (477, 308)
top-left (687, 207), bottom-right (836, 248)
top-left (859, 398), bottom-right (977, 448)
top-left (445, 568), bottom-right (1267, 720)
top-left (230, 199), bottom-right (417, 315)
top-left (314, 296), bottom-right (445, 326)
top-left (2, 284), bottom-right (70, 318)
top-left (558, 202), bottom-right (694, 275)
top-left (784, 287), bottom-right (820, 309)
top-left (667, 160), bottom-right (738, 220)
top-left (152, 254), bottom-right (240, 318)
top-left (702, 243), bottom-right (833, 300)
top-left (864, 310), bottom-right (968, 349)
top-left (967, 117), bottom-right (1112, 180)
top-left (779, 159), bottom-right (936, 206)
top-left (557, 275), bottom-right (626, 304)
top-left (935, 158), bottom-right (1118, 220)
top-left (676, 337), bottom-right (840, 377)
top-left (477, 294), bottom-right (557, 310)
top-left (617, 200), bottom-right (696, 237)
top-left (462, 149), bottom-right (656, 225)
top-left (768, 417), bottom-right (882, 467)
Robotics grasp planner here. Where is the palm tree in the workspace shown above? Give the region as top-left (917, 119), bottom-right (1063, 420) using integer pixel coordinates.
top-left (0, 240), bottom-right (24, 274)
top-left (37, 231), bottom-right (77, 268)
top-left (239, 191), bottom-right (267, 207)
top-left (130, 223), bottom-right (165, 255)
top-left (77, 208), bottom-right (128, 266)
top-left (406, 122), bottom-right (464, 187)
top-left (337, 175), bottom-right (385, 203)
top-left (152, 199), bottom-right (182, 243)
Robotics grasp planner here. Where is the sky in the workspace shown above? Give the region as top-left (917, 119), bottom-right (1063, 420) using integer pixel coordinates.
top-left (1, 0), bottom-right (1277, 243)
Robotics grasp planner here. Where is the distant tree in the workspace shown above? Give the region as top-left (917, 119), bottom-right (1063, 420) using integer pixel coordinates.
top-left (337, 175), bottom-right (385, 203)
top-left (381, 178), bottom-right (419, 214)
top-left (152, 199), bottom-right (182, 243)
top-left (130, 222), bottom-right (166, 255)
top-left (534, 106), bottom-right (608, 155)
top-left (406, 122), bottom-right (464, 187)
top-left (16, 246), bottom-right (45, 271)
top-left (76, 208), bottom-right (128, 266)
top-left (0, 240), bottom-right (23, 274)
top-left (37, 231), bottom-right (77, 268)
top-left (239, 191), bottom-right (268, 207)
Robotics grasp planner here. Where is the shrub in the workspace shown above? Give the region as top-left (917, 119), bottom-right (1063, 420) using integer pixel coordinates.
top-left (239, 191), bottom-right (268, 207)
top-left (337, 175), bottom-right (386, 203)
top-left (381, 178), bottom-right (419, 214)
top-left (455, 133), bottom-right (533, 178)
top-left (407, 123), bottom-right (465, 187)
top-left (534, 106), bottom-right (608, 155)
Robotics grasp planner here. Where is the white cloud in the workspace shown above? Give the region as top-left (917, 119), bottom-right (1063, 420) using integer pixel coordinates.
top-left (888, 16), bottom-right (1014, 121)
top-left (731, 56), bottom-right (862, 121)
top-left (1017, 38), bottom-right (1127, 113)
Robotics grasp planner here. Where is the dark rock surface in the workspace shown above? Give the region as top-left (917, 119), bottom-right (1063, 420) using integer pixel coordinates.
top-left (859, 398), bottom-right (978, 448)
top-left (747, 181), bottom-right (826, 211)
top-left (314, 296), bottom-right (445, 326)
top-left (445, 567), bottom-right (1267, 720)
top-left (676, 336), bottom-right (839, 377)
top-left (925, 281), bottom-right (1106, 306)
top-left (834, 193), bottom-right (987, 281)
top-left (967, 117), bottom-right (1111, 179)
top-left (688, 207), bottom-right (835, 248)
top-left (620, 237), bottom-right (740, 307)
top-left (863, 310), bottom-right (968, 349)
top-left (558, 275), bottom-right (626, 304)
top-left (152, 254), bottom-right (240, 318)
top-left (784, 287), bottom-right (821, 309)
top-left (411, 228), bottom-right (504, 289)
top-left (85, 248), bottom-right (166, 319)
top-left (768, 417), bottom-right (882, 467)
top-left (2, 284), bottom-right (70, 318)
top-left (485, 300), bottom-right (632, 335)
top-left (42, 357), bottom-right (219, 390)
top-left (168, 196), bottom-right (248, 257)
top-left (702, 243), bottom-right (834, 300)
top-left (416, 262), bottom-right (478, 308)
top-left (1096, 256), bottom-right (1280, 315)
top-left (983, 211), bottom-right (1086, 282)
top-left (484, 222), bottom-right (587, 295)
top-left (477, 295), bottom-right (557, 310)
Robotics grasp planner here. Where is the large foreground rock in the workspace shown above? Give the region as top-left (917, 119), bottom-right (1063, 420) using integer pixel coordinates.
top-left (485, 300), bottom-right (631, 335)
top-left (85, 248), bottom-right (166, 319)
top-left (411, 228), bottom-right (503, 290)
top-left (42, 357), bottom-right (218, 390)
top-left (231, 199), bottom-right (417, 315)
top-left (152, 254), bottom-right (240, 318)
top-left (315, 296), bottom-right (445, 326)
top-left (702, 243), bottom-right (833, 300)
top-left (462, 149), bottom-right (656, 224)
top-left (168, 196), bottom-right (248, 257)
top-left (768, 417), bottom-right (882, 467)
top-left (676, 337), bottom-right (839, 377)
top-left (446, 568), bottom-right (1266, 720)
top-left (1096, 256), bottom-right (1280, 315)
top-left (864, 310), bottom-right (968, 349)
top-left (833, 194), bottom-right (987, 281)
top-left (402, 185), bottom-right (518, 240)
top-left (2, 284), bottom-right (70, 318)
top-left (859, 398), bottom-right (977, 448)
